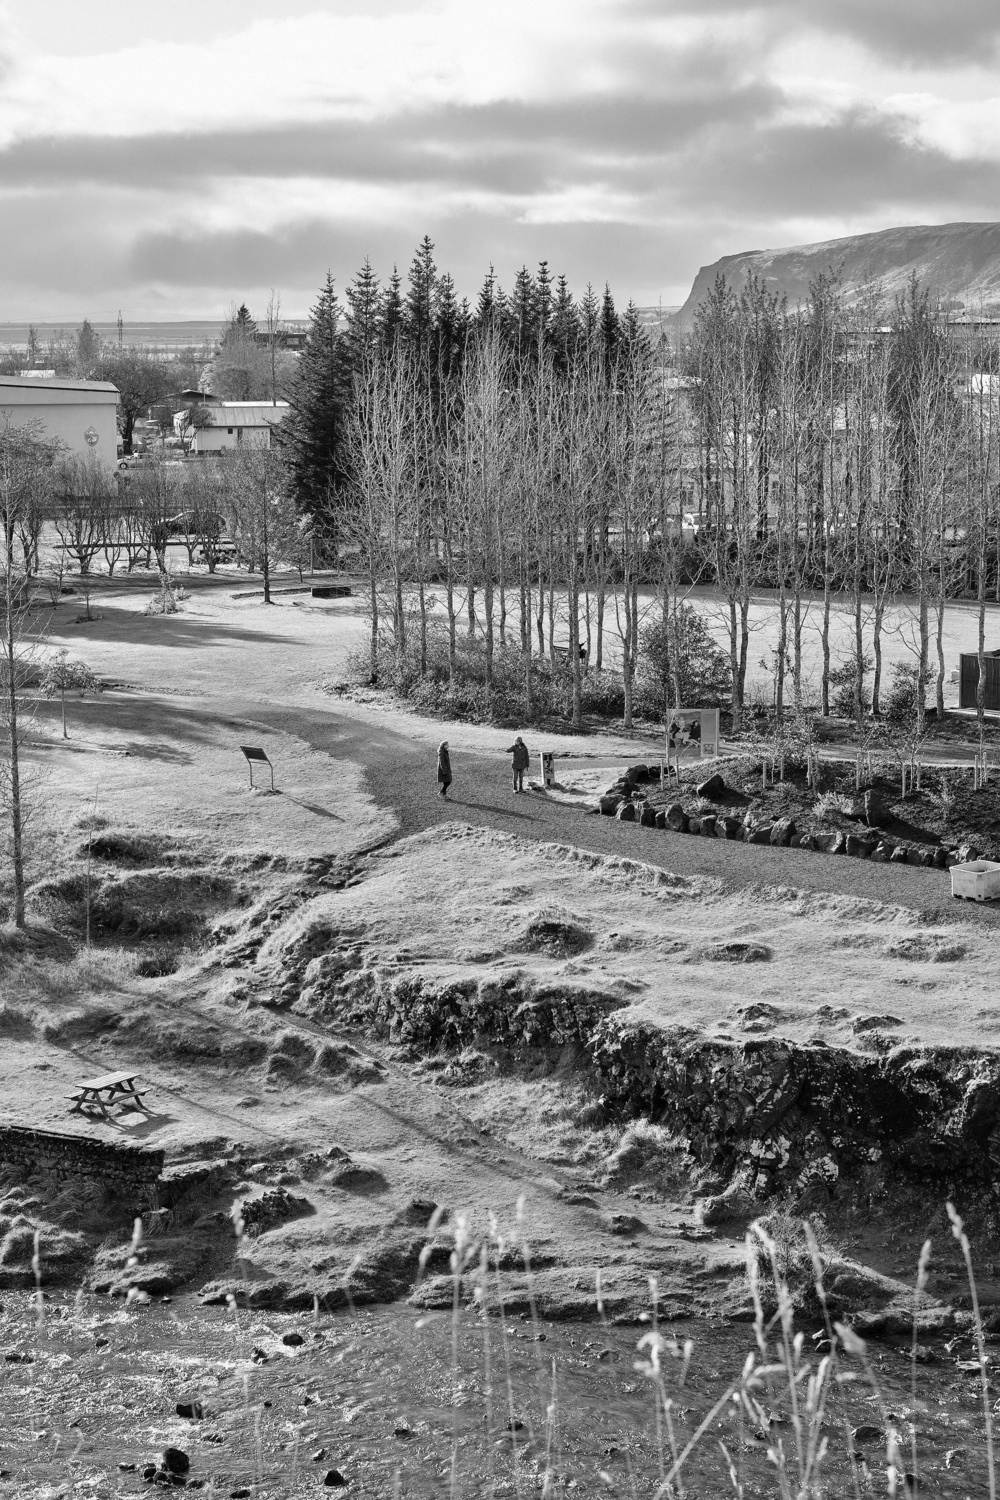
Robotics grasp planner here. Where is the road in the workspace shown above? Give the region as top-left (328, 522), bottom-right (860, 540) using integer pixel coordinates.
top-left (253, 703), bottom-right (1000, 928)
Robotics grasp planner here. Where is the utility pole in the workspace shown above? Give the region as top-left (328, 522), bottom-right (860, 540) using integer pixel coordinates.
top-left (117, 311), bottom-right (123, 348)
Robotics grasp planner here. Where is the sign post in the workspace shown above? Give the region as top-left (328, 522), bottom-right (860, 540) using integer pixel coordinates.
top-left (666, 710), bottom-right (720, 779)
top-left (240, 745), bottom-right (274, 792)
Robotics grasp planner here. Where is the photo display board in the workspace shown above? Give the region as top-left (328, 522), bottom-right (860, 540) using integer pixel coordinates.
top-left (666, 708), bottom-right (720, 760)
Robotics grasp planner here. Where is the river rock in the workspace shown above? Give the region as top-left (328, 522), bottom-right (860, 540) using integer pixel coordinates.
top-left (699, 814), bottom-right (717, 837)
top-left (616, 802), bottom-right (636, 823)
top-left (664, 803), bottom-right (688, 832)
top-left (696, 773), bottom-right (727, 800)
top-left (770, 817), bottom-right (795, 846)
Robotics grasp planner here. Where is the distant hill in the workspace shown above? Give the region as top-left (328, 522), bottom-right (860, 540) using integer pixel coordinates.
top-left (674, 221), bottom-right (1000, 325)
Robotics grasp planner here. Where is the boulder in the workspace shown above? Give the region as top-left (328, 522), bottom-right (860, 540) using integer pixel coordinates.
top-left (906, 846), bottom-right (927, 865)
top-left (770, 817), bottom-right (795, 847)
top-left (890, 845), bottom-right (909, 864)
top-left (664, 803), bottom-right (688, 832)
top-left (624, 764), bottom-right (650, 784)
top-left (863, 789), bottom-right (885, 826)
top-left (870, 841), bottom-right (893, 862)
top-left (698, 814), bottom-right (717, 838)
top-left (159, 1450), bottom-right (190, 1477)
top-left (958, 843), bottom-right (982, 864)
top-left (687, 816), bottom-right (702, 835)
top-left (716, 816), bottom-right (742, 840)
top-left (919, 848), bottom-right (936, 867)
top-left (945, 850), bottom-right (960, 868)
top-left (932, 846), bottom-right (948, 868)
top-left (616, 802), bottom-right (636, 823)
top-left (696, 772), bottom-right (727, 800)
top-left (638, 805), bottom-right (657, 828)
top-left (599, 795), bottom-right (622, 817)
top-left (745, 822), bottom-right (773, 845)
top-left (654, 809), bottom-right (667, 829)
top-left (845, 835), bottom-right (874, 858)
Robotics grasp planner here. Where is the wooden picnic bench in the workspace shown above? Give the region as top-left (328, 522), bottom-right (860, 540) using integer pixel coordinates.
top-left (67, 1070), bottom-right (149, 1121)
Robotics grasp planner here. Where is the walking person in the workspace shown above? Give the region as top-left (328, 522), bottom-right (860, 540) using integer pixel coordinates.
top-left (506, 735), bottom-right (530, 794)
top-left (437, 740), bottom-right (452, 797)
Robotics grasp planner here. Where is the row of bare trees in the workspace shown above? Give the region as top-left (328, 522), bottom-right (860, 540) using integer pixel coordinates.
top-left (338, 268), bottom-right (1000, 737)
top-left (345, 321), bottom-right (690, 729)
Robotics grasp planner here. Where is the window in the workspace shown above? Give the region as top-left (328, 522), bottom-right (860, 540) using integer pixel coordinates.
top-left (227, 427), bottom-right (233, 434)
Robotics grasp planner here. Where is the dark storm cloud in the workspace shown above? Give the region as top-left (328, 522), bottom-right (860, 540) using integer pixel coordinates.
top-left (669, 107), bottom-right (1000, 219)
top-left (0, 84), bottom-right (779, 196)
top-left (125, 210), bottom-right (708, 306)
top-left (631, 0), bottom-right (1000, 66)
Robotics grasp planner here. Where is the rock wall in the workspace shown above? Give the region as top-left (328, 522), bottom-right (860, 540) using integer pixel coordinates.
top-left (0, 1125), bottom-right (164, 1196)
top-left (313, 961), bottom-right (1000, 1222)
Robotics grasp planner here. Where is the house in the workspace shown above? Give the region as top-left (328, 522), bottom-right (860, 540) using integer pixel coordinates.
top-left (0, 375), bottom-right (119, 462)
top-left (184, 400), bottom-right (290, 454)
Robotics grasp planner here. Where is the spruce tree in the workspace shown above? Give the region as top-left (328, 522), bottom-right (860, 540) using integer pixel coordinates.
top-left (405, 236), bottom-right (437, 351)
top-left (343, 259), bottom-right (382, 376)
top-left (381, 267), bottom-right (404, 349)
top-left (278, 272), bottom-right (348, 541)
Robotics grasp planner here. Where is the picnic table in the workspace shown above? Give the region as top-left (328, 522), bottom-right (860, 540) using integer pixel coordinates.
top-left (67, 1070), bottom-right (148, 1121)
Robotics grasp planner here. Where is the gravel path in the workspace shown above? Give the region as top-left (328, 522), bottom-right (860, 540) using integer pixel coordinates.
top-left (255, 704), bottom-right (1000, 929)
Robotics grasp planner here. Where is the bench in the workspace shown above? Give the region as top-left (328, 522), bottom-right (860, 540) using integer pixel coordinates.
top-left (67, 1070), bottom-right (149, 1121)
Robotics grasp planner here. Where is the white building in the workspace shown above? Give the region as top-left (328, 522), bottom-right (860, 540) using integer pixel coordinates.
top-left (184, 400), bottom-right (290, 454)
top-left (0, 375), bottom-right (120, 462)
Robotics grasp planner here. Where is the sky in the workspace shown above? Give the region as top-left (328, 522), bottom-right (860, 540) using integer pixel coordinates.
top-left (2, 0), bottom-right (1000, 322)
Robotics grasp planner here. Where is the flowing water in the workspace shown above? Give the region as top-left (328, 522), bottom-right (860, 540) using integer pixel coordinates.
top-left (0, 1290), bottom-right (992, 1496)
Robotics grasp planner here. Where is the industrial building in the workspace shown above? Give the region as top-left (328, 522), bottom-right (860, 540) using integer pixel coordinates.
top-left (0, 375), bottom-right (120, 461)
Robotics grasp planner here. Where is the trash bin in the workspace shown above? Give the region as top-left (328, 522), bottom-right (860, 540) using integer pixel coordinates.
top-left (951, 859), bottom-right (1000, 901)
top-left (540, 752), bottom-right (556, 788)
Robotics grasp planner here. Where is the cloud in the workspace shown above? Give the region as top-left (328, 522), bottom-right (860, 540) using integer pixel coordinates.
top-left (633, 0), bottom-right (1000, 66)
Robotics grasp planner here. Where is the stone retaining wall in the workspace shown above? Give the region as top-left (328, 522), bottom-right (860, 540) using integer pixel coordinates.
top-left (0, 1125), bottom-right (164, 1196)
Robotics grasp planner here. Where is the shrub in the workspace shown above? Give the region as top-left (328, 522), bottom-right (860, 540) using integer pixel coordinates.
top-left (829, 653), bottom-right (872, 719)
top-left (637, 605), bottom-right (731, 713)
top-left (883, 661), bottom-right (922, 727)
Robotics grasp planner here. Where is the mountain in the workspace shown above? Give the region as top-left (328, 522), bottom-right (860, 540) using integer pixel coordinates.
top-left (674, 221), bottom-right (1000, 325)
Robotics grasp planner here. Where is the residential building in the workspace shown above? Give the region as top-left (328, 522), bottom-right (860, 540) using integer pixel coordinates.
top-left (182, 399), bottom-right (290, 453)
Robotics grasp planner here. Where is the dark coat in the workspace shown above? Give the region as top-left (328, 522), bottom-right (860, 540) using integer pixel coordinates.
top-left (437, 746), bottom-right (452, 783)
top-left (506, 740), bottom-right (530, 771)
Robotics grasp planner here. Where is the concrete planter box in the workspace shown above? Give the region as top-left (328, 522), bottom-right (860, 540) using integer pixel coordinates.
top-left (951, 860), bottom-right (1000, 901)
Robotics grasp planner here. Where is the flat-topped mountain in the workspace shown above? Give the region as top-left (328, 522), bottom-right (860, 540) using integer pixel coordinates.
top-left (675, 221), bottom-right (1000, 324)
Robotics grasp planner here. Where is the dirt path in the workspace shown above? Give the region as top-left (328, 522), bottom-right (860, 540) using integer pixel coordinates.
top-left (242, 701), bottom-right (1000, 927)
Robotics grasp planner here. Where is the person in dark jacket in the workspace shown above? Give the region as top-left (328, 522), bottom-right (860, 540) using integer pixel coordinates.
top-left (506, 735), bottom-right (530, 793)
top-left (437, 740), bottom-right (452, 797)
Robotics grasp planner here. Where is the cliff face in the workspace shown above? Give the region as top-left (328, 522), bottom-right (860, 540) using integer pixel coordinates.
top-left (674, 221), bottom-right (1000, 324)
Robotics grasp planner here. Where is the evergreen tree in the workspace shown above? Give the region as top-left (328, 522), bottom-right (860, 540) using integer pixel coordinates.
top-left (579, 283), bottom-right (600, 355)
top-left (600, 285), bottom-right (621, 366)
top-left (551, 274), bottom-right (579, 374)
top-left (75, 319), bottom-right (100, 376)
top-left (278, 273), bottom-right (348, 538)
top-left (432, 272), bottom-right (468, 380)
top-left (475, 265), bottom-right (504, 330)
top-left (343, 259), bottom-right (382, 376)
top-left (405, 236), bottom-right (437, 350)
top-left (381, 267), bottom-right (404, 349)
top-left (509, 266), bottom-right (538, 361)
